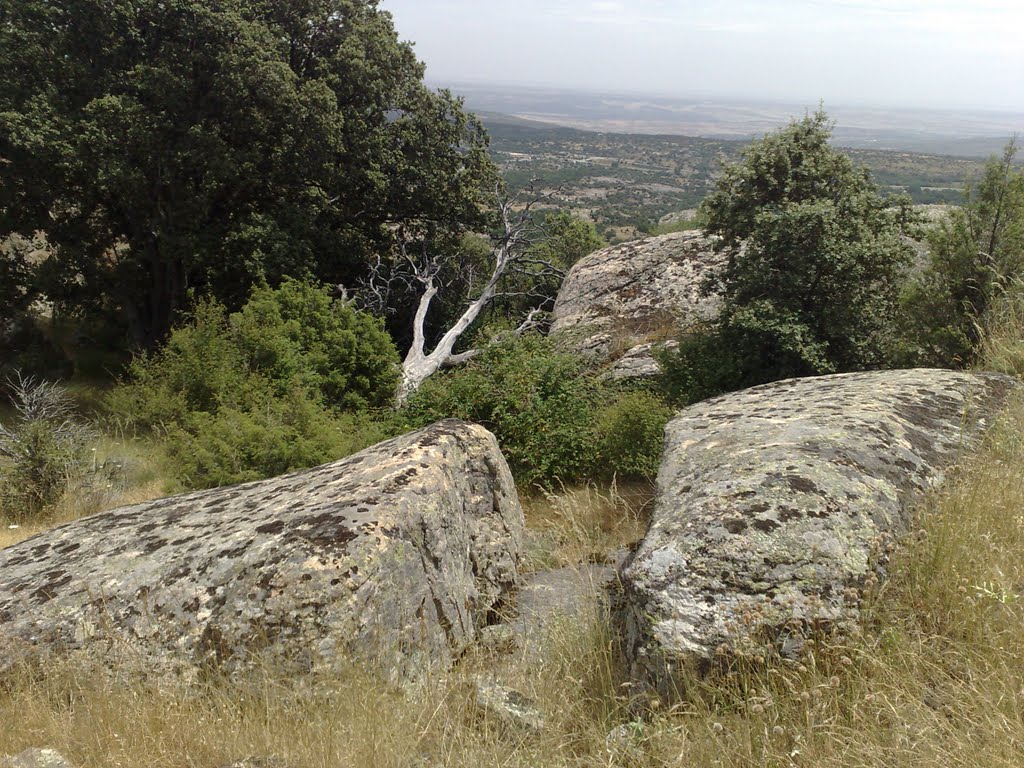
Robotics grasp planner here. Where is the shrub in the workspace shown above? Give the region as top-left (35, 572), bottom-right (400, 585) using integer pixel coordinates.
top-left (166, 395), bottom-right (393, 489)
top-left (406, 335), bottom-right (673, 486)
top-left (405, 335), bottom-right (600, 486)
top-left (107, 279), bottom-right (400, 488)
top-left (896, 140), bottom-right (1024, 368)
top-left (699, 109), bottom-right (915, 390)
top-left (0, 374), bottom-right (94, 519)
top-left (593, 390), bottom-right (672, 480)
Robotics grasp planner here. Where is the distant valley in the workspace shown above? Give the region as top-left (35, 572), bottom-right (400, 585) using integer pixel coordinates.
top-left (480, 108), bottom-right (1002, 242)
top-left (446, 82), bottom-right (1024, 158)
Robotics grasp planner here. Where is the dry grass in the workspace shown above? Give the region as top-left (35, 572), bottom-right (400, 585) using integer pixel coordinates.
top-left (0, 434), bottom-right (169, 548)
top-left (4, 394), bottom-right (1024, 765)
top-left (520, 481), bottom-right (653, 571)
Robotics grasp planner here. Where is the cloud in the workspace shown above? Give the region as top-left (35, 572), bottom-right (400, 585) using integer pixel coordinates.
top-left (591, 0), bottom-right (623, 9)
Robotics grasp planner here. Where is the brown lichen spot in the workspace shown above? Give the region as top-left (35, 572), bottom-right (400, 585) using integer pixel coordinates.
top-left (31, 571), bottom-right (72, 604)
top-left (142, 537), bottom-right (168, 555)
top-left (385, 467), bottom-right (420, 492)
top-left (787, 476), bottom-right (819, 494)
top-left (724, 518), bottom-right (748, 534)
top-left (296, 513), bottom-right (359, 549)
top-left (218, 543), bottom-right (251, 559)
top-left (778, 507), bottom-right (803, 522)
top-left (746, 501), bottom-right (770, 515)
top-left (165, 564), bottom-right (192, 582)
top-left (753, 518), bottom-right (781, 533)
top-left (256, 520), bottom-right (286, 535)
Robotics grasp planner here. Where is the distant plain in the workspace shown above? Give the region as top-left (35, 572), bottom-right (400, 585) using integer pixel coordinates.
top-left (441, 81), bottom-right (1024, 158)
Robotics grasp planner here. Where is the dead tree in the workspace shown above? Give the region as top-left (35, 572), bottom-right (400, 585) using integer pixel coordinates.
top-left (363, 186), bottom-right (561, 404)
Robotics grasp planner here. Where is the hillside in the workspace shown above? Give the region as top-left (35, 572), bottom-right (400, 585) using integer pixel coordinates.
top-left (483, 113), bottom-right (992, 242)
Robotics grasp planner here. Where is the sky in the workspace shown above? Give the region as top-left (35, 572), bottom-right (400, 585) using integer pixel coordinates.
top-left (377, 0), bottom-right (1024, 111)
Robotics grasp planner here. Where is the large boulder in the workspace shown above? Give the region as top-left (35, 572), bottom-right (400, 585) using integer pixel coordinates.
top-left (550, 231), bottom-right (723, 379)
top-left (618, 369), bottom-right (1017, 697)
top-left (0, 420), bottom-right (523, 682)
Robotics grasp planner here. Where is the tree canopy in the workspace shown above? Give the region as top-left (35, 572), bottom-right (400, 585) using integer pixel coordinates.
top-left (898, 139), bottom-right (1024, 367)
top-left (696, 109), bottom-right (915, 386)
top-left (0, 0), bottom-right (496, 348)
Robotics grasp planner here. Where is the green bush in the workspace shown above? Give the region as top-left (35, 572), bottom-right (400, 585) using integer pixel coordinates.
top-left (0, 375), bottom-right (94, 519)
top-left (107, 279), bottom-right (400, 488)
top-left (406, 335), bottom-right (597, 486)
top-left (593, 390), bottom-right (672, 480)
top-left (896, 141), bottom-right (1024, 368)
top-left (405, 335), bottom-right (672, 486)
top-left (166, 394), bottom-right (392, 489)
top-left (698, 109), bottom-right (915, 389)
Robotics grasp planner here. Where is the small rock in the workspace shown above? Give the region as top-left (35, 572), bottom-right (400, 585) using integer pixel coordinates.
top-left (473, 677), bottom-right (546, 733)
top-left (605, 721), bottom-right (644, 754)
top-left (0, 749), bottom-right (73, 768)
top-left (218, 758), bottom-right (289, 768)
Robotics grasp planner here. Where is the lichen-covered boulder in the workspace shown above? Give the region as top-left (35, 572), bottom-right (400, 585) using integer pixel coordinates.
top-left (618, 369), bottom-right (1017, 696)
top-left (550, 230), bottom-right (722, 379)
top-left (0, 420), bottom-right (523, 681)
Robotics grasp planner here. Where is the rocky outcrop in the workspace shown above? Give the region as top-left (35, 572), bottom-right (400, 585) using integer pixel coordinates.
top-left (0, 421), bottom-right (523, 682)
top-left (550, 231), bottom-right (723, 379)
top-left (618, 369), bottom-right (1017, 697)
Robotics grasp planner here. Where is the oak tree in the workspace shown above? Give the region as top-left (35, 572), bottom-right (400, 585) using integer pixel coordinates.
top-left (0, 0), bottom-right (495, 348)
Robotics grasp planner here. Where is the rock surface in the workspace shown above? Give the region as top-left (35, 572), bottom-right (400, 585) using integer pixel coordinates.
top-left (550, 231), bottom-right (722, 378)
top-left (507, 562), bottom-right (619, 659)
top-left (0, 749), bottom-right (72, 768)
top-left (0, 420), bottom-right (523, 681)
top-left (472, 677), bottom-right (546, 733)
top-left (618, 369), bottom-right (1017, 696)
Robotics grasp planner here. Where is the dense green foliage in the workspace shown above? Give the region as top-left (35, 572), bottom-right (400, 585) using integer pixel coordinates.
top-left (592, 390), bottom-right (672, 480)
top-left (0, 376), bottom-right (93, 519)
top-left (0, 0), bottom-right (495, 348)
top-left (405, 334), bottom-right (668, 486)
top-left (530, 212), bottom-right (606, 269)
top-left (898, 141), bottom-right (1024, 367)
top-left (109, 280), bottom-right (398, 487)
top-left (0, 236), bottom-right (33, 324)
top-left (661, 110), bottom-right (916, 402)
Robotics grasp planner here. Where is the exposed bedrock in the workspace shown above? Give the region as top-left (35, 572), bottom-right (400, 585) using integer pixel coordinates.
top-left (550, 230), bottom-right (723, 379)
top-left (618, 369), bottom-right (1017, 697)
top-left (0, 420), bottom-right (524, 682)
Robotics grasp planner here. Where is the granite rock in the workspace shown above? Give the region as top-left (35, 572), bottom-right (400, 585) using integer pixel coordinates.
top-left (618, 369), bottom-right (1017, 697)
top-left (550, 231), bottom-right (722, 378)
top-left (0, 421), bottom-right (523, 682)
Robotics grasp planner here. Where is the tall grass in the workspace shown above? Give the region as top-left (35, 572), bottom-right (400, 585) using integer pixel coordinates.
top-left (0, 433), bottom-right (169, 549)
top-left (4, 429), bottom-right (1024, 767)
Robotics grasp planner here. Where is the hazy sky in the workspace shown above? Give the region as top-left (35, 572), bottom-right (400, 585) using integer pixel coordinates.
top-left (378, 0), bottom-right (1024, 111)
